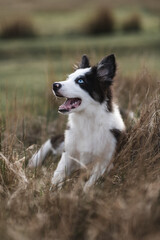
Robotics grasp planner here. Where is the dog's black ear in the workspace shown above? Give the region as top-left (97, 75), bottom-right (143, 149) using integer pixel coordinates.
top-left (97, 54), bottom-right (116, 84)
top-left (79, 55), bottom-right (90, 68)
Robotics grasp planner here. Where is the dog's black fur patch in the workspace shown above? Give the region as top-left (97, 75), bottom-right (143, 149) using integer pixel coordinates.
top-left (76, 54), bottom-right (116, 112)
top-left (110, 129), bottom-right (122, 142)
top-left (79, 55), bottom-right (90, 68)
top-left (51, 135), bottom-right (64, 149)
top-left (106, 86), bottom-right (113, 112)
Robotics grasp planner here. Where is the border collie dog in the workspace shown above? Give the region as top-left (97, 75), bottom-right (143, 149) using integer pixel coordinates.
top-left (29, 54), bottom-right (125, 191)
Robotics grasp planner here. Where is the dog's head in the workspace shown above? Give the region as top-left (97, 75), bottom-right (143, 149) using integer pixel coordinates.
top-left (53, 54), bottom-right (116, 114)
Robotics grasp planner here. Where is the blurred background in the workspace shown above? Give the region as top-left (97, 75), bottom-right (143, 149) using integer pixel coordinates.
top-left (0, 0), bottom-right (160, 123)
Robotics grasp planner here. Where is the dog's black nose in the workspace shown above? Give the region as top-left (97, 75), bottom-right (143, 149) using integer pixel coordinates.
top-left (53, 82), bottom-right (62, 92)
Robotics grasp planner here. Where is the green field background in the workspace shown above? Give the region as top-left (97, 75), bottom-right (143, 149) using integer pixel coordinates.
top-left (0, 0), bottom-right (160, 118)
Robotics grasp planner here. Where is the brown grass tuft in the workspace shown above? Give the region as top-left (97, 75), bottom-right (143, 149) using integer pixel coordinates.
top-left (0, 18), bottom-right (37, 39)
top-left (122, 13), bottom-right (142, 33)
top-left (84, 8), bottom-right (115, 35)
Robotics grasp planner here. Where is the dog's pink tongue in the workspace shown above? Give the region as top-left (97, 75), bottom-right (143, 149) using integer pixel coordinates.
top-left (59, 98), bottom-right (81, 111)
top-left (59, 99), bottom-right (72, 111)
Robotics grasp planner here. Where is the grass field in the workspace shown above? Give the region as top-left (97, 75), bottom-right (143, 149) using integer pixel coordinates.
top-left (0, 1), bottom-right (160, 239)
top-left (0, 31), bottom-right (160, 117)
top-left (0, 3), bottom-right (159, 117)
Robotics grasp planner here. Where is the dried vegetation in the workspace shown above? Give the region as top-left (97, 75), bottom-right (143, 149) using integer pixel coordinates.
top-left (0, 18), bottom-right (36, 39)
top-left (0, 70), bottom-right (160, 240)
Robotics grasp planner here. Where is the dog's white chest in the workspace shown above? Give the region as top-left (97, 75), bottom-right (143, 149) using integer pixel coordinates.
top-left (65, 111), bottom-right (116, 160)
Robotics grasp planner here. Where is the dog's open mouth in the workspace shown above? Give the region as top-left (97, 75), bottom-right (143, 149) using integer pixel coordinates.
top-left (59, 98), bottom-right (82, 113)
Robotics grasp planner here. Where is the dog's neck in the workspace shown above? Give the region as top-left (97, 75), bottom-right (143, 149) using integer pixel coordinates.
top-left (68, 101), bottom-right (116, 131)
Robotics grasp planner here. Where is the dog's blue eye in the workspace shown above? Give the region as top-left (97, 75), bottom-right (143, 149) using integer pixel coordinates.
top-left (77, 79), bottom-right (84, 84)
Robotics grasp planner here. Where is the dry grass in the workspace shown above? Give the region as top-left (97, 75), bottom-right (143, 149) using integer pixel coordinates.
top-left (84, 8), bottom-right (115, 35)
top-left (0, 18), bottom-right (36, 39)
top-left (122, 13), bottom-right (142, 33)
top-left (0, 70), bottom-right (160, 239)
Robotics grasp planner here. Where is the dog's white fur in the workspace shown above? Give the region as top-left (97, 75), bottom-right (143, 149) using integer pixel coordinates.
top-left (29, 57), bottom-right (125, 191)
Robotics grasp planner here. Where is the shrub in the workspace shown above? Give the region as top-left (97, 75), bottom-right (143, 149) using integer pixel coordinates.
top-left (0, 18), bottom-right (36, 39)
top-left (85, 8), bottom-right (115, 35)
top-left (122, 14), bottom-right (142, 32)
